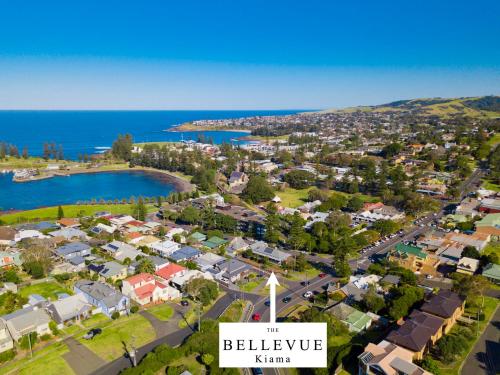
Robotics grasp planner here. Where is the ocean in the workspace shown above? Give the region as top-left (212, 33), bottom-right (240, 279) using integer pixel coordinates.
top-left (0, 110), bottom-right (301, 159)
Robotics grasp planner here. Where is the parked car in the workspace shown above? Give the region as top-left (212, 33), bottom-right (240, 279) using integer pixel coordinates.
top-left (252, 368), bottom-right (264, 375)
top-left (303, 291), bottom-right (313, 298)
top-left (318, 273), bottom-right (327, 278)
top-left (83, 328), bottom-right (102, 340)
top-left (282, 296), bottom-right (292, 303)
top-left (264, 300), bottom-right (270, 306)
top-left (301, 281), bottom-right (311, 286)
top-left (252, 313), bottom-right (261, 321)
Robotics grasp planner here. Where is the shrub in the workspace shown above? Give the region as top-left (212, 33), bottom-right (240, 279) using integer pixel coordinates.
top-left (111, 311), bottom-right (120, 320)
top-left (0, 349), bottom-right (15, 363)
top-left (19, 332), bottom-right (37, 350)
top-left (130, 305), bottom-right (139, 314)
top-left (40, 334), bottom-right (52, 341)
top-left (49, 321), bottom-right (59, 336)
top-left (202, 353), bottom-right (214, 365)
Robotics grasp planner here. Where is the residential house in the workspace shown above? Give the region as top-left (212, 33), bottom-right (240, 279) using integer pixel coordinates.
top-left (55, 242), bottom-right (91, 261)
top-left (211, 258), bottom-right (252, 283)
top-left (48, 227), bottom-right (87, 240)
top-left (455, 198), bottom-right (480, 217)
top-left (170, 270), bottom-right (214, 291)
top-left (101, 240), bottom-right (142, 262)
top-left (444, 232), bottom-right (489, 251)
top-left (201, 236), bottom-right (227, 250)
top-left (225, 237), bottom-right (249, 256)
top-left (88, 261), bottom-right (128, 282)
top-left (249, 241), bottom-right (291, 264)
top-left (474, 213), bottom-right (500, 240)
top-left (1, 307), bottom-right (52, 341)
top-left (133, 235), bottom-right (161, 248)
top-left (74, 280), bottom-right (130, 317)
top-left (150, 240), bottom-right (181, 257)
top-left (188, 232), bottom-right (207, 243)
top-left (340, 274), bottom-right (381, 303)
top-left (146, 255), bottom-right (170, 271)
top-left (109, 215), bottom-right (136, 227)
top-left (456, 257), bottom-right (480, 275)
top-left (479, 198), bottom-right (500, 213)
top-left (155, 263), bottom-right (187, 283)
top-left (228, 171), bottom-right (249, 193)
top-left (57, 218), bottom-right (80, 228)
top-left (90, 223), bottom-right (116, 235)
top-left (386, 310), bottom-right (444, 360)
top-left (0, 250), bottom-right (22, 269)
top-left (0, 320), bottom-right (13, 354)
top-left (214, 204), bottom-right (267, 239)
top-left (387, 244), bottom-right (440, 277)
top-left (121, 273), bottom-right (179, 305)
top-left (0, 227), bottom-right (15, 246)
top-left (482, 263), bottom-right (500, 284)
top-left (169, 246), bottom-right (202, 262)
top-left (358, 340), bottom-right (431, 375)
top-left (46, 294), bottom-right (92, 326)
top-left (327, 302), bottom-right (372, 332)
top-left (14, 229), bottom-right (48, 242)
top-left (420, 290), bottom-right (465, 334)
top-left (195, 252), bottom-right (225, 271)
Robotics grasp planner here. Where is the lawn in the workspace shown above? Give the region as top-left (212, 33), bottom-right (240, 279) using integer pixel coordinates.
top-left (1, 342), bottom-right (74, 375)
top-left (486, 133), bottom-right (500, 147)
top-left (167, 353), bottom-right (205, 374)
top-left (276, 187), bottom-right (312, 208)
top-left (239, 280), bottom-right (261, 293)
top-left (219, 300), bottom-right (246, 322)
top-left (482, 179), bottom-right (500, 192)
top-left (81, 313), bottom-right (110, 328)
top-left (433, 296), bottom-right (499, 375)
top-left (0, 203), bottom-right (156, 225)
top-left (147, 303), bottom-right (174, 321)
top-left (285, 267), bottom-right (322, 281)
top-left (78, 314), bottom-right (156, 361)
top-left (0, 156), bottom-right (49, 169)
top-left (483, 242), bottom-right (500, 260)
top-left (19, 282), bottom-right (73, 301)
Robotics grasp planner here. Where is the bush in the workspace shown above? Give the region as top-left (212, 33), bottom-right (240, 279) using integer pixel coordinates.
top-left (111, 311), bottom-right (120, 320)
top-left (49, 321), bottom-right (59, 336)
top-left (40, 334), bottom-right (52, 341)
top-left (0, 349), bottom-right (15, 363)
top-left (130, 305), bottom-right (139, 314)
top-left (202, 353), bottom-right (214, 365)
top-left (19, 332), bottom-right (37, 350)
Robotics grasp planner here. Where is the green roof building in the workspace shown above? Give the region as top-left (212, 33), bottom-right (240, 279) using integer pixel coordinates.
top-left (328, 302), bottom-right (373, 332)
top-left (482, 263), bottom-right (500, 284)
top-left (201, 236), bottom-right (227, 249)
top-left (189, 232), bottom-right (207, 242)
top-left (393, 243), bottom-right (427, 259)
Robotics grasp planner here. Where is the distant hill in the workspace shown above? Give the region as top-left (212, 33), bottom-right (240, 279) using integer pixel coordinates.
top-left (321, 96), bottom-right (500, 118)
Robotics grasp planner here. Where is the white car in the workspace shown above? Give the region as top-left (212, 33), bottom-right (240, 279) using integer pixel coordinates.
top-left (303, 291), bottom-right (313, 298)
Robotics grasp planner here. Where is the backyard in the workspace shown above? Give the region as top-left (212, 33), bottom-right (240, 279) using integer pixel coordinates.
top-left (19, 281), bottom-right (73, 301)
top-left (147, 303), bottom-right (174, 321)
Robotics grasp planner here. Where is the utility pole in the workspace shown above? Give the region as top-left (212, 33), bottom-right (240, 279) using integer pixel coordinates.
top-left (28, 333), bottom-right (33, 358)
top-left (198, 300), bottom-right (202, 332)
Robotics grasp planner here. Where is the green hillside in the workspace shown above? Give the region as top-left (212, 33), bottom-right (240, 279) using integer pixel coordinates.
top-left (323, 96), bottom-right (500, 118)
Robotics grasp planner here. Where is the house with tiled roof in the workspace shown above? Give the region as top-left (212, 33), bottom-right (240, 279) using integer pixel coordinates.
top-left (0, 227), bottom-right (16, 246)
top-left (327, 302), bottom-right (373, 332)
top-left (57, 218), bottom-right (80, 228)
top-left (456, 257), bottom-right (480, 275)
top-left (387, 243), bottom-right (440, 276)
top-left (169, 246), bottom-right (202, 262)
top-left (358, 340), bottom-right (431, 375)
top-left (420, 290), bottom-right (465, 334)
top-left (122, 273), bottom-right (179, 305)
top-left (386, 310), bottom-right (444, 360)
top-left (155, 263), bottom-right (187, 282)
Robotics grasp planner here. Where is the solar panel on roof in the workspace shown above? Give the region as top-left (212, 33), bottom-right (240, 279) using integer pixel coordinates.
top-left (109, 244), bottom-right (119, 250)
top-left (264, 248), bottom-right (273, 254)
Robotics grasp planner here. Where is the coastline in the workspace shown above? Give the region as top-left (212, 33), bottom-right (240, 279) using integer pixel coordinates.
top-left (166, 123), bottom-right (252, 133)
top-left (11, 166), bottom-right (195, 193)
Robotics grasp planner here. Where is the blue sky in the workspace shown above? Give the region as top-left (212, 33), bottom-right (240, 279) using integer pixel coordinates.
top-left (0, 0), bottom-right (499, 109)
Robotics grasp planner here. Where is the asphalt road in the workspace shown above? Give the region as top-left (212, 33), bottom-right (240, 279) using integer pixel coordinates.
top-left (461, 305), bottom-right (500, 375)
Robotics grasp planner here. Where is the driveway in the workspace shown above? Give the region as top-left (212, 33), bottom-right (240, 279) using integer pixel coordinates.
top-left (63, 337), bottom-right (106, 375)
top-left (461, 305), bottom-right (500, 375)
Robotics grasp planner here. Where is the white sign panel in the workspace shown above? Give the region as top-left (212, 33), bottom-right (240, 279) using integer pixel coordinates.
top-left (219, 322), bottom-right (327, 368)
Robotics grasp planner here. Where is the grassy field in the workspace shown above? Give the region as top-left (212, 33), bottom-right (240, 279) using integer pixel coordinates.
top-left (147, 303), bottom-right (174, 321)
top-left (239, 280), bottom-right (261, 293)
top-left (285, 267), bottom-right (322, 281)
top-left (486, 133), bottom-right (500, 147)
top-left (434, 296), bottom-right (499, 375)
top-left (276, 187), bottom-right (312, 208)
top-left (1, 342), bottom-right (74, 375)
top-left (482, 179), bottom-right (500, 192)
top-left (81, 313), bottom-right (110, 328)
top-left (0, 156), bottom-right (49, 169)
top-left (78, 314), bottom-right (156, 361)
top-left (219, 300), bottom-right (245, 322)
top-left (0, 203), bottom-right (157, 225)
top-left (19, 282), bottom-right (73, 301)
top-left (483, 242), bottom-right (500, 259)
top-left (166, 354), bottom-right (205, 374)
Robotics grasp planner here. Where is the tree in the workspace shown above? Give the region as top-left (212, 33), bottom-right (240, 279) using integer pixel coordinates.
top-left (132, 197), bottom-right (147, 221)
top-left (347, 195), bottom-right (364, 212)
top-left (185, 278), bottom-right (219, 306)
top-left (111, 134), bottom-right (133, 161)
top-left (264, 210), bottom-right (281, 244)
top-left (179, 206), bottom-right (200, 224)
top-left (362, 285), bottom-right (385, 313)
top-left (288, 213), bottom-right (307, 250)
top-left (284, 170), bottom-right (316, 189)
top-left (332, 256), bottom-right (351, 278)
top-left (419, 357), bottom-right (441, 375)
top-left (381, 143), bottom-right (403, 158)
top-left (388, 285), bottom-right (424, 320)
top-left (461, 245), bottom-right (481, 259)
top-left (57, 205), bottom-right (64, 220)
top-left (242, 175), bottom-right (274, 203)
top-left (372, 219), bottom-right (400, 236)
top-left (20, 332), bottom-right (37, 350)
top-left (136, 258), bottom-right (155, 274)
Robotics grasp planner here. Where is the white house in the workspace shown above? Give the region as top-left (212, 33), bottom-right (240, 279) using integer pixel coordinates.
top-left (150, 240), bottom-right (181, 257)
